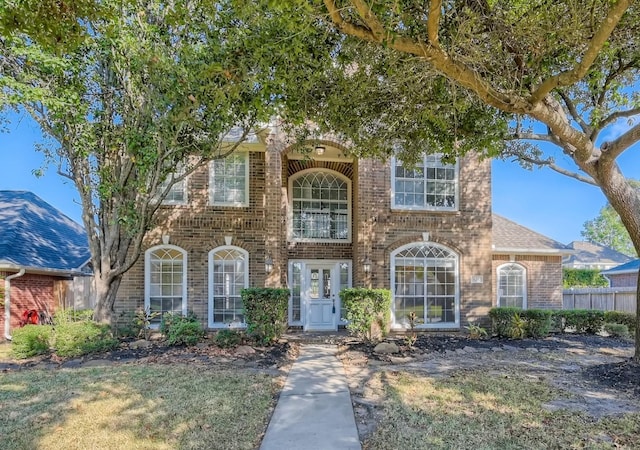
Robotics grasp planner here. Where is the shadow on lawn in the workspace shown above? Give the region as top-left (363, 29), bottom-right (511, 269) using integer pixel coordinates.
top-left (0, 364), bottom-right (278, 450)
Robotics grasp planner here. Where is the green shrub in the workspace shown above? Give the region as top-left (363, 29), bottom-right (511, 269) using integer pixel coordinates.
top-left (554, 310), bottom-right (604, 334)
top-left (563, 268), bottom-right (608, 288)
top-left (242, 288), bottom-right (289, 345)
top-left (603, 322), bottom-right (630, 338)
top-left (340, 288), bottom-right (392, 343)
top-left (160, 312), bottom-right (204, 346)
top-left (53, 308), bottom-right (93, 325)
top-left (114, 311), bottom-right (142, 339)
top-left (214, 329), bottom-right (243, 348)
top-left (54, 321), bottom-right (118, 357)
top-left (489, 308), bottom-right (554, 338)
top-left (603, 311), bottom-right (636, 332)
top-left (489, 307), bottom-right (522, 338)
top-left (11, 325), bottom-right (53, 359)
top-left (525, 309), bottom-right (554, 338)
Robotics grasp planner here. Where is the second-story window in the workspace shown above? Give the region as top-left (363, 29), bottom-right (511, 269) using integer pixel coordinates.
top-left (290, 170), bottom-right (351, 242)
top-left (392, 154), bottom-right (458, 211)
top-left (210, 152), bottom-right (249, 207)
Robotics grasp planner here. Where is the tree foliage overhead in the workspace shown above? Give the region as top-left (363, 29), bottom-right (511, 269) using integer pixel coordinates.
top-left (582, 204), bottom-right (636, 257)
top-left (0, 0), bottom-right (317, 321)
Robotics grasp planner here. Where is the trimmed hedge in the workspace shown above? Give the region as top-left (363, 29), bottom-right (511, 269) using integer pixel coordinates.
top-left (11, 325), bottom-right (53, 359)
top-left (603, 311), bottom-right (636, 332)
top-left (488, 308), bottom-right (553, 339)
top-left (554, 309), bottom-right (605, 334)
top-left (242, 288), bottom-right (290, 345)
top-left (340, 288), bottom-right (392, 343)
top-left (54, 321), bottom-right (118, 357)
top-left (160, 312), bottom-right (204, 346)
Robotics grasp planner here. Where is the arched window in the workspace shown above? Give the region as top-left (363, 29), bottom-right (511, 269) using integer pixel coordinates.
top-left (208, 246), bottom-right (248, 327)
top-left (391, 243), bottom-right (459, 328)
top-left (145, 245), bottom-right (187, 326)
top-left (290, 170), bottom-right (351, 242)
top-left (497, 263), bottom-right (526, 309)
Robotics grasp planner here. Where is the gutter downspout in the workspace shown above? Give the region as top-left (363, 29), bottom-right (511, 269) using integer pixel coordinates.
top-left (5, 269), bottom-right (26, 341)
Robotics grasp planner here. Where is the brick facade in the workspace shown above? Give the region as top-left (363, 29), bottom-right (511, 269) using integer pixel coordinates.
top-left (0, 272), bottom-right (64, 339)
top-left (115, 137), bottom-right (561, 331)
top-left (492, 254), bottom-right (563, 309)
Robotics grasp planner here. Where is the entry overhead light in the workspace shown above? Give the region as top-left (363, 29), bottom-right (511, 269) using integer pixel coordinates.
top-left (315, 145), bottom-right (325, 155)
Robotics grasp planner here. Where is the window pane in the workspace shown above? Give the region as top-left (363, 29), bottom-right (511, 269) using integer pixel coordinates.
top-left (211, 248), bottom-right (247, 324)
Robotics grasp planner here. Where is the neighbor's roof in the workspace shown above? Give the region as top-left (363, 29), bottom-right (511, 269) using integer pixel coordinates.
top-left (601, 259), bottom-right (640, 276)
top-left (492, 214), bottom-right (570, 255)
top-left (564, 241), bottom-right (634, 266)
top-left (0, 191), bottom-right (90, 274)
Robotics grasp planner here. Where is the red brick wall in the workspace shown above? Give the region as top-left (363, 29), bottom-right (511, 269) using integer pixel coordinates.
top-left (492, 255), bottom-right (563, 309)
top-left (0, 272), bottom-right (62, 339)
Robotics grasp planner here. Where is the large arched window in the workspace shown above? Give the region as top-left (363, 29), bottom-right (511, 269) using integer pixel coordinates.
top-left (391, 243), bottom-right (459, 328)
top-left (208, 246), bottom-right (248, 327)
top-left (290, 170), bottom-right (351, 242)
top-left (145, 245), bottom-right (187, 326)
top-left (497, 263), bottom-right (526, 309)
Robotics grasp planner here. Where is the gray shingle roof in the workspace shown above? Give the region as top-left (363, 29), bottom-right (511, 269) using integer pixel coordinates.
top-left (564, 241), bottom-right (634, 266)
top-left (0, 191), bottom-right (90, 272)
top-left (492, 214), bottom-right (569, 254)
top-left (601, 259), bottom-right (640, 275)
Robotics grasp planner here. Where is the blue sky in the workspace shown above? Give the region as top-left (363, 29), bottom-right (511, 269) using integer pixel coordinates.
top-left (1, 111), bottom-right (638, 245)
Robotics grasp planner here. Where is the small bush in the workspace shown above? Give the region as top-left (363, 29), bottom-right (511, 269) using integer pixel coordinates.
top-left (465, 322), bottom-right (488, 339)
top-left (489, 307), bottom-right (522, 337)
top-left (214, 329), bottom-right (243, 348)
top-left (603, 322), bottom-right (630, 338)
top-left (242, 288), bottom-right (289, 345)
top-left (11, 325), bottom-right (53, 359)
top-left (603, 311), bottom-right (636, 332)
top-left (54, 321), bottom-right (118, 357)
top-left (114, 311), bottom-right (142, 339)
top-left (525, 309), bottom-right (554, 338)
top-left (340, 288), bottom-right (392, 343)
top-left (509, 313), bottom-right (526, 339)
top-left (554, 310), bottom-right (604, 334)
top-left (161, 312), bottom-right (204, 346)
top-left (53, 309), bottom-right (93, 325)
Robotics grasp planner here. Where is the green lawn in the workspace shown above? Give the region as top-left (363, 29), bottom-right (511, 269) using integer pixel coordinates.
top-left (364, 370), bottom-right (640, 449)
top-left (0, 363), bottom-right (279, 450)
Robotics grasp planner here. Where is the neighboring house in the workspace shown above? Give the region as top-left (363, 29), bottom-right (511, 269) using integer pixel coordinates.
top-left (563, 241), bottom-right (633, 270)
top-left (116, 130), bottom-right (568, 331)
top-left (492, 215), bottom-right (569, 311)
top-left (601, 260), bottom-right (640, 288)
top-left (0, 191), bottom-right (90, 340)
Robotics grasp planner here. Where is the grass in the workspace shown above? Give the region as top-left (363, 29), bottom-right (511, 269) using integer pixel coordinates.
top-left (0, 364), bottom-right (279, 450)
top-left (0, 341), bottom-right (12, 360)
top-left (364, 370), bottom-right (640, 449)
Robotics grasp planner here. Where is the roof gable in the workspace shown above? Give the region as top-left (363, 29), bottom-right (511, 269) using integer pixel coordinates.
top-left (564, 241), bottom-right (634, 266)
top-left (601, 259), bottom-right (640, 275)
top-left (492, 214), bottom-right (568, 254)
top-left (0, 191), bottom-right (90, 272)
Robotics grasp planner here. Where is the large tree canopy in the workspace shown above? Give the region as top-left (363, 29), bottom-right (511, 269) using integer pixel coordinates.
top-left (0, 0), bottom-right (315, 321)
top-left (271, 0), bottom-right (640, 357)
top-left (582, 204), bottom-right (637, 257)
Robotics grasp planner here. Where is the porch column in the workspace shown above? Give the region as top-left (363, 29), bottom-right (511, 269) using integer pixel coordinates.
top-left (264, 134), bottom-right (284, 288)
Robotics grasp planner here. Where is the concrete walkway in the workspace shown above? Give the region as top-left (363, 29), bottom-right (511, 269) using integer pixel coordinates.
top-left (260, 344), bottom-right (361, 450)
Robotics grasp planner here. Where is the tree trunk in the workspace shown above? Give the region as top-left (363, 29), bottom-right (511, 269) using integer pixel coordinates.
top-left (636, 271), bottom-right (640, 363)
top-left (92, 272), bottom-right (123, 325)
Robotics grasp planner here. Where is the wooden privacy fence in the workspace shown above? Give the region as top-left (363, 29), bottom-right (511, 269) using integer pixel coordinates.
top-left (563, 287), bottom-right (637, 313)
top-left (62, 276), bottom-right (96, 311)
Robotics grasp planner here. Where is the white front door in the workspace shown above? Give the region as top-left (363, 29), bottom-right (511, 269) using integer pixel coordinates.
top-left (305, 264), bottom-right (337, 330)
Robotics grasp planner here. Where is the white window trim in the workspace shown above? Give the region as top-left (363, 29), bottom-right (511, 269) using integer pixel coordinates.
top-left (287, 259), bottom-right (352, 326)
top-left (144, 244), bottom-right (188, 328)
top-left (390, 241), bottom-right (460, 329)
top-left (208, 245), bottom-right (249, 328)
top-left (390, 155), bottom-right (459, 211)
top-left (209, 152), bottom-right (250, 207)
top-left (161, 174), bottom-right (188, 206)
top-left (288, 168), bottom-right (352, 243)
top-left (496, 262), bottom-right (527, 309)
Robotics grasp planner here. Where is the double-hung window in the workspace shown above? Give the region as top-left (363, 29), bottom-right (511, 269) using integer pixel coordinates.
top-left (210, 153), bottom-right (249, 206)
top-left (392, 154), bottom-right (458, 210)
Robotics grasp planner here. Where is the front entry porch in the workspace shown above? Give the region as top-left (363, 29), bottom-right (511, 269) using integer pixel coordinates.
top-left (288, 260), bottom-right (351, 331)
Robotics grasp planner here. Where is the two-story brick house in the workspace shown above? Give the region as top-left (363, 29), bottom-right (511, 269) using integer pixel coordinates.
top-left (116, 128), bottom-right (567, 331)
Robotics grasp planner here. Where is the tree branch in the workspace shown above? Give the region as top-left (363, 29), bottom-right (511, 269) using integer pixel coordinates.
top-left (427, 0), bottom-right (442, 48)
top-left (558, 91), bottom-right (590, 134)
top-left (529, 0), bottom-right (632, 103)
top-left (504, 153), bottom-right (598, 185)
top-left (592, 107), bottom-right (640, 141)
top-left (601, 121), bottom-right (640, 160)
top-left (506, 132), bottom-right (557, 143)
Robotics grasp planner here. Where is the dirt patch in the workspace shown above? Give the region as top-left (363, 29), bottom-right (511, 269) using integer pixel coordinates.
top-left (337, 334), bottom-right (639, 442)
top-left (0, 338), bottom-right (299, 374)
